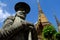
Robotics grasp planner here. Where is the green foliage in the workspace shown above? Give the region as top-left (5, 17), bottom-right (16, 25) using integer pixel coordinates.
top-left (42, 24), bottom-right (57, 39)
top-left (54, 32), bottom-right (60, 40)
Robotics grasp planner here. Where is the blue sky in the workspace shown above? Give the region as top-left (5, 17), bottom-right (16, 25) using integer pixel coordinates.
top-left (0, 0), bottom-right (60, 30)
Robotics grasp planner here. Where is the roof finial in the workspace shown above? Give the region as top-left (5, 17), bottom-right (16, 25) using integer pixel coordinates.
top-left (37, 0), bottom-right (39, 3)
top-left (37, 0), bottom-right (43, 14)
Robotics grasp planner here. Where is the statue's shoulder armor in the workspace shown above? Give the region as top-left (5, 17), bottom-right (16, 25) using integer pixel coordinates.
top-left (3, 16), bottom-right (15, 28)
top-left (7, 16), bottom-right (15, 20)
top-left (4, 16), bottom-right (15, 22)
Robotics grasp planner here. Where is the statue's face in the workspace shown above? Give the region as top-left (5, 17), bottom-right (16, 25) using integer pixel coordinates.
top-left (16, 11), bottom-right (26, 19)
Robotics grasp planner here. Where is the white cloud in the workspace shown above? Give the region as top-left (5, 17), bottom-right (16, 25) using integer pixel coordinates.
top-left (0, 1), bottom-right (15, 22)
top-left (0, 1), bottom-right (7, 7)
top-left (0, 8), bottom-right (10, 22)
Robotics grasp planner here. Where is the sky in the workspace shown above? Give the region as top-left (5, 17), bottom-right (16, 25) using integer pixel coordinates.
top-left (0, 0), bottom-right (60, 31)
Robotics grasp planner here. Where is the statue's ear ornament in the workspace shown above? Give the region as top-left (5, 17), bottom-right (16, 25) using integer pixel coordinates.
top-left (14, 2), bottom-right (30, 14)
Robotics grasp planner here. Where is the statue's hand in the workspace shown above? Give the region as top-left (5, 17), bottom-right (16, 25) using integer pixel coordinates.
top-left (20, 20), bottom-right (34, 29)
top-left (22, 20), bottom-right (34, 27)
top-left (29, 26), bottom-right (34, 29)
top-left (26, 22), bottom-right (34, 27)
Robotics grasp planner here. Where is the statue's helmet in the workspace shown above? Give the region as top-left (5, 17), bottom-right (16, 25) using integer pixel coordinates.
top-left (14, 2), bottom-right (30, 14)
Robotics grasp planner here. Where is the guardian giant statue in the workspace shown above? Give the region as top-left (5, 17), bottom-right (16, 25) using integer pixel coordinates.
top-left (0, 2), bottom-right (38, 40)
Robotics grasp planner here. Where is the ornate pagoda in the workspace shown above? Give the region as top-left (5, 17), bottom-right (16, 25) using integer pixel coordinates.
top-left (35, 0), bottom-right (51, 40)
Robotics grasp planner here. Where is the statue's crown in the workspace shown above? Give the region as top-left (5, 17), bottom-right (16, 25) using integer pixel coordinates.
top-left (14, 2), bottom-right (30, 14)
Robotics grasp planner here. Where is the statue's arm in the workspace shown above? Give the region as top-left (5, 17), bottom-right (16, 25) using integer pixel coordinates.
top-left (2, 16), bottom-right (15, 29)
top-left (24, 21), bottom-right (38, 40)
top-left (29, 26), bottom-right (38, 40)
top-left (0, 16), bottom-right (23, 40)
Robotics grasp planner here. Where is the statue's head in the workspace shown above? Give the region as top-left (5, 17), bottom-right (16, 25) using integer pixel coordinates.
top-left (14, 2), bottom-right (30, 14)
top-left (14, 2), bottom-right (30, 19)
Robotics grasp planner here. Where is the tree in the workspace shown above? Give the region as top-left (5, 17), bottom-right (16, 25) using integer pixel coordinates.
top-left (55, 32), bottom-right (60, 40)
top-left (42, 24), bottom-right (57, 40)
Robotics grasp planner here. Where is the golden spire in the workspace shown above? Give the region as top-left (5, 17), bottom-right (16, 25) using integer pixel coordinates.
top-left (36, 0), bottom-right (43, 30)
top-left (54, 15), bottom-right (60, 26)
top-left (53, 14), bottom-right (60, 32)
top-left (37, 0), bottom-right (43, 17)
top-left (36, 0), bottom-right (50, 26)
top-left (53, 10), bottom-right (60, 26)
